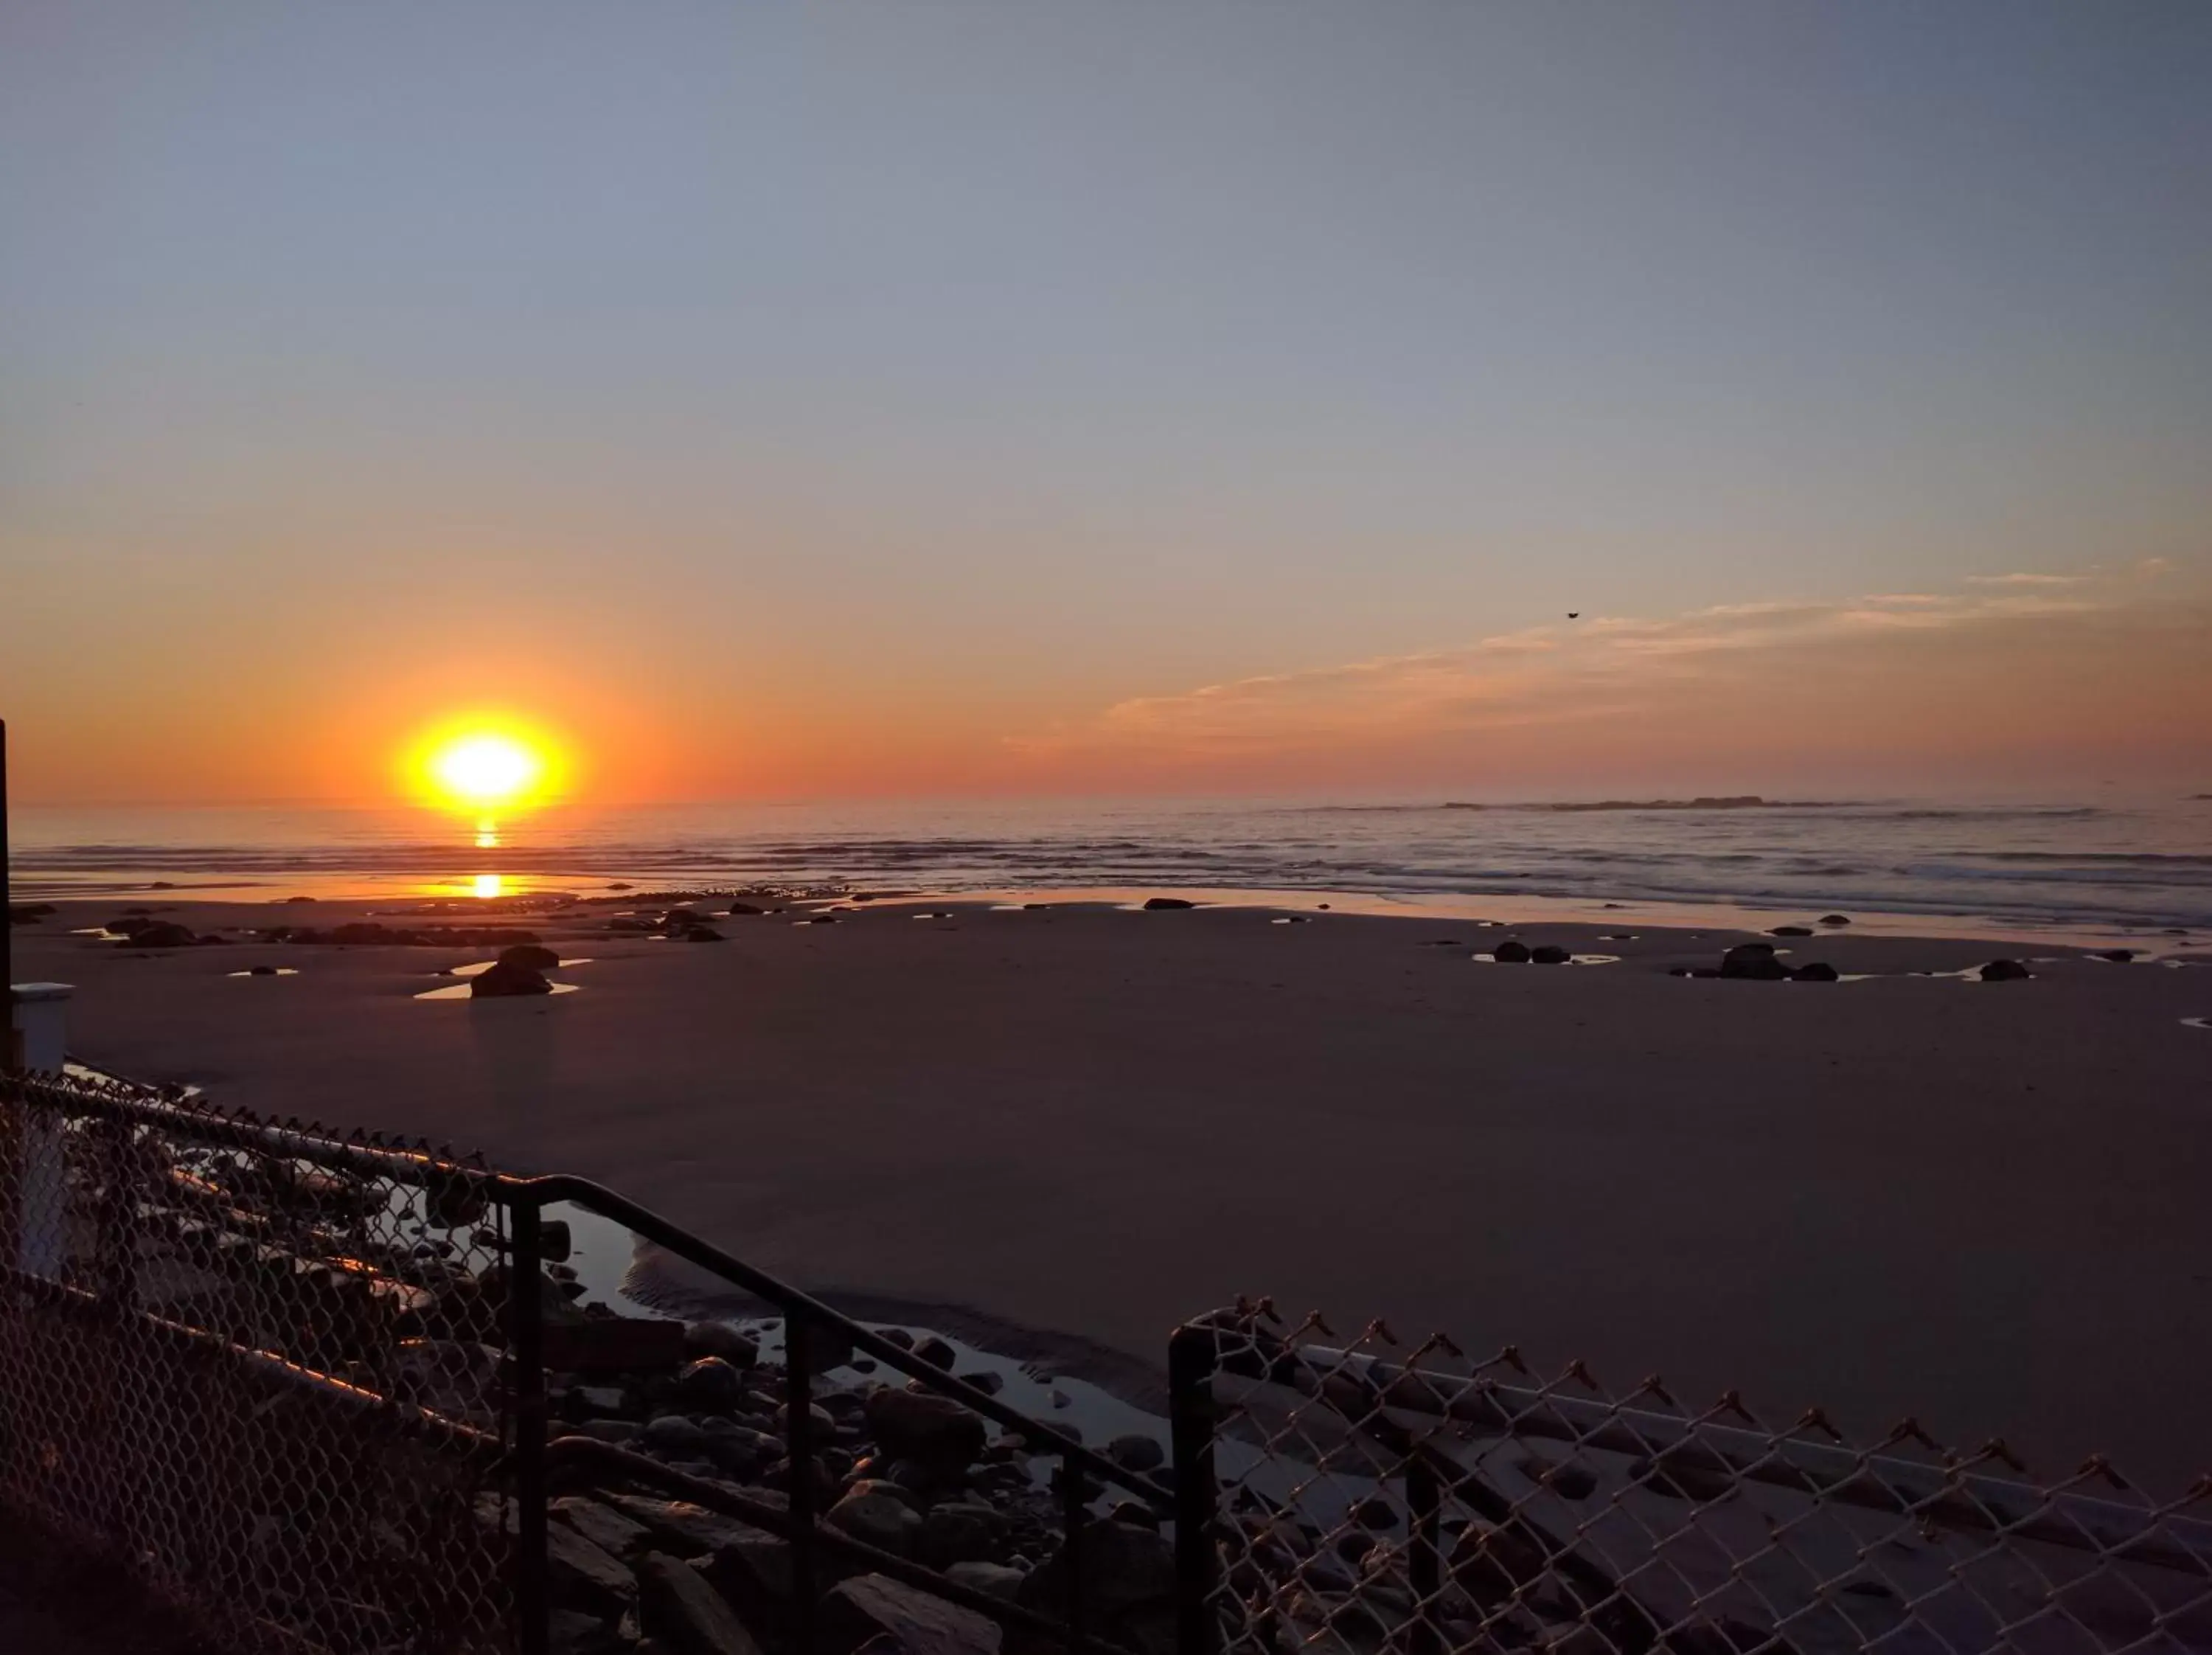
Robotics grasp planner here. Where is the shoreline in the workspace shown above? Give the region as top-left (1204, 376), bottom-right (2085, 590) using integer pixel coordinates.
top-left (13, 878), bottom-right (2204, 955)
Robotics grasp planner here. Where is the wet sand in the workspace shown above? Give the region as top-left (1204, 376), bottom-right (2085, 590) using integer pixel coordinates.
top-left (12, 896), bottom-right (2211, 1487)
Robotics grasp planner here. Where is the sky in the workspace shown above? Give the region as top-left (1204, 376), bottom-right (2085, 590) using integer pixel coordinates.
top-left (3, 1), bottom-right (2208, 804)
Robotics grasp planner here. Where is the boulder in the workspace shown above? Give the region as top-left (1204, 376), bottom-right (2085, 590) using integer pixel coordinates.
top-left (913, 1335), bottom-right (956, 1369)
top-left (1141, 897), bottom-right (1194, 911)
top-left (1018, 1520), bottom-right (1176, 1619)
top-left (728, 902), bottom-right (766, 916)
top-left (555, 1496), bottom-right (654, 1559)
top-left (684, 1322), bottom-right (761, 1367)
top-left (914, 1502), bottom-right (1007, 1569)
top-left (955, 1370), bottom-right (1004, 1396)
top-left (1818, 914), bottom-right (1852, 926)
top-left (701, 1423), bottom-right (778, 1478)
top-left (473, 959), bottom-right (554, 997)
top-left (943, 1561), bottom-right (1025, 1601)
top-left (644, 1415), bottom-right (716, 1458)
top-left (1770, 926), bottom-right (1813, 937)
top-left (863, 1388), bottom-right (986, 1474)
top-left (2096, 948), bottom-right (2135, 963)
top-left (827, 1485), bottom-right (923, 1554)
top-left (1105, 1434), bottom-right (1165, 1474)
top-left (1514, 1454), bottom-right (1598, 1501)
top-left (546, 1606), bottom-right (630, 1655)
top-left (247, 965), bottom-right (280, 976)
top-left (548, 1522), bottom-right (639, 1615)
top-left (694, 1530), bottom-right (794, 1616)
top-left (684, 926), bottom-right (726, 943)
top-left (675, 1356), bottom-right (748, 1412)
top-left (1490, 940), bottom-right (1531, 963)
top-left (1980, 958), bottom-right (2032, 982)
top-left (125, 921), bottom-right (198, 948)
top-left (822, 1573), bottom-right (1003, 1655)
top-left (498, 943), bottom-right (562, 970)
top-left (636, 1551), bottom-right (765, 1655)
top-left (1527, 945), bottom-right (1572, 965)
top-left (1792, 962), bottom-right (1840, 982)
top-left (1719, 943), bottom-right (1789, 981)
top-left (603, 1495), bottom-right (776, 1561)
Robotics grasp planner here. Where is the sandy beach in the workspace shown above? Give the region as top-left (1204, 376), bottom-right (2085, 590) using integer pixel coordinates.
top-left (11, 894), bottom-right (2210, 1488)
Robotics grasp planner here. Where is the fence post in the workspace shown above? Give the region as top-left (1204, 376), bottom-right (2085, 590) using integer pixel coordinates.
top-left (785, 1308), bottom-right (818, 1655)
top-left (509, 1187), bottom-right (549, 1655)
top-left (1168, 1325), bottom-right (1222, 1655)
top-left (1406, 1457), bottom-right (1441, 1655)
top-left (1057, 1458), bottom-right (1088, 1653)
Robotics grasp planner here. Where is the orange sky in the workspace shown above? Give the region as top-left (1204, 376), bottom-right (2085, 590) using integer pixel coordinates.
top-left (5, 7), bottom-right (2211, 806)
top-left (7, 561), bottom-right (2207, 805)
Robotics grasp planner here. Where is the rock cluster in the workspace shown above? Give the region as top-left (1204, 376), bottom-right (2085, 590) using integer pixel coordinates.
top-left (528, 1322), bottom-right (1180, 1655)
top-left (1487, 941), bottom-right (1572, 964)
top-left (108, 917), bottom-right (215, 948)
top-left (1669, 941), bottom-right (1838, 982)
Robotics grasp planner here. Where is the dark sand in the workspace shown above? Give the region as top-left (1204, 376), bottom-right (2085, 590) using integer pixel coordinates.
top-left (13, 898), bottom-right (2211, 1487)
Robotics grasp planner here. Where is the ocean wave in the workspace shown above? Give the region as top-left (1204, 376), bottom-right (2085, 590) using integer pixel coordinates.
top-left (13, 798), bottom-right (2208, 931)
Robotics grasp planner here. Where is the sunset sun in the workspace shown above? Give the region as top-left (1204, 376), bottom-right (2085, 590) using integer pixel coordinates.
top-left (431, 734), bottom-right (540, 808)
top-left (401, 717), bottom-right (566, 819)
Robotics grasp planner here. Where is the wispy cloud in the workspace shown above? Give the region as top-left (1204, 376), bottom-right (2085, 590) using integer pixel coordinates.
top-left (1009, 561), bottom-right (2210, 785)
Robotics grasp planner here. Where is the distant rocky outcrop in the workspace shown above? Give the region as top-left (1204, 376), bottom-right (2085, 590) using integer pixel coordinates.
top-left (1141, 898), bottom-right (1194, 911)
top-left (471, 959), bottom-right (554, 997)
top-left (1980, 959), bottom-right (2032, 982)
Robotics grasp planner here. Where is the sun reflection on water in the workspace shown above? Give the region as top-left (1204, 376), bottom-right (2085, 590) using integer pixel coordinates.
top-left (471, 873), bottom-right (504, 899)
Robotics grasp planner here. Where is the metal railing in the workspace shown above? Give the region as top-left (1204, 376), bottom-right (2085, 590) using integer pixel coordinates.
top-left (1166, 1302), bottom-right (2212, 1655)
top-left (502, 1170), bottom-right (1180, 1655)
top-left (0, 1069), bottom-right (1178, 1655)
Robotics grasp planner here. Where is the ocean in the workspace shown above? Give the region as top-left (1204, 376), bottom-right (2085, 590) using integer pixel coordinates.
top-left (10, 795), bottom-right (2211, 939)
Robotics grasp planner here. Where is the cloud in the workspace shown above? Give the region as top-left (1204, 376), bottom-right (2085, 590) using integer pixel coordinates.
top-left (1008, 562), bottom-right (2212, 785)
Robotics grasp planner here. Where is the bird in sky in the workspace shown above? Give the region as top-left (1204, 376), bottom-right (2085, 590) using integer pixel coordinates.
top-left (1566, 611), bottom-right (1580, 619)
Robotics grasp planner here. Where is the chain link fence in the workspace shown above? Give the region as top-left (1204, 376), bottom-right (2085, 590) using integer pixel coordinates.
top-left (1170, 1302), bottom-right (2212, 1655)
top-left (10, 1061), bottom-right (2211, 1655)
top-left (0, 1069), bottom-right (519, 1654)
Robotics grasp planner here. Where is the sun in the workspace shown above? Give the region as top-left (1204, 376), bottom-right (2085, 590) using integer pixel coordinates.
top-left (400, 715), bottom-right (567, 817)
top-left (431, 734), bottom-right (540, 808)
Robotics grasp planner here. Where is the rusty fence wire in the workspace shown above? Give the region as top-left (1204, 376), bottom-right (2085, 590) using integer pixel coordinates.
top-left (0, 1069), bottom-right (521, 1654)
top-left (1169, 1302), bottom-right (2212, 1655)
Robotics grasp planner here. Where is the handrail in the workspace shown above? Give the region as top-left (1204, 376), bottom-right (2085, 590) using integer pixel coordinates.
top-left (505, 1172), bottom-right (1175, 1514)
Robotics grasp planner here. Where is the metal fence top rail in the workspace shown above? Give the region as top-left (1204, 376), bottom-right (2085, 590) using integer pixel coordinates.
top-left (0, 1067), bottom-right (501, 1190)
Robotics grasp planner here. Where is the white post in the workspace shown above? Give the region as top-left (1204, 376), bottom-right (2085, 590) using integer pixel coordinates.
top-left (10, 981), bottom-right (72, 1072)
top-left (10, 982), bottom-right (74, 1277)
